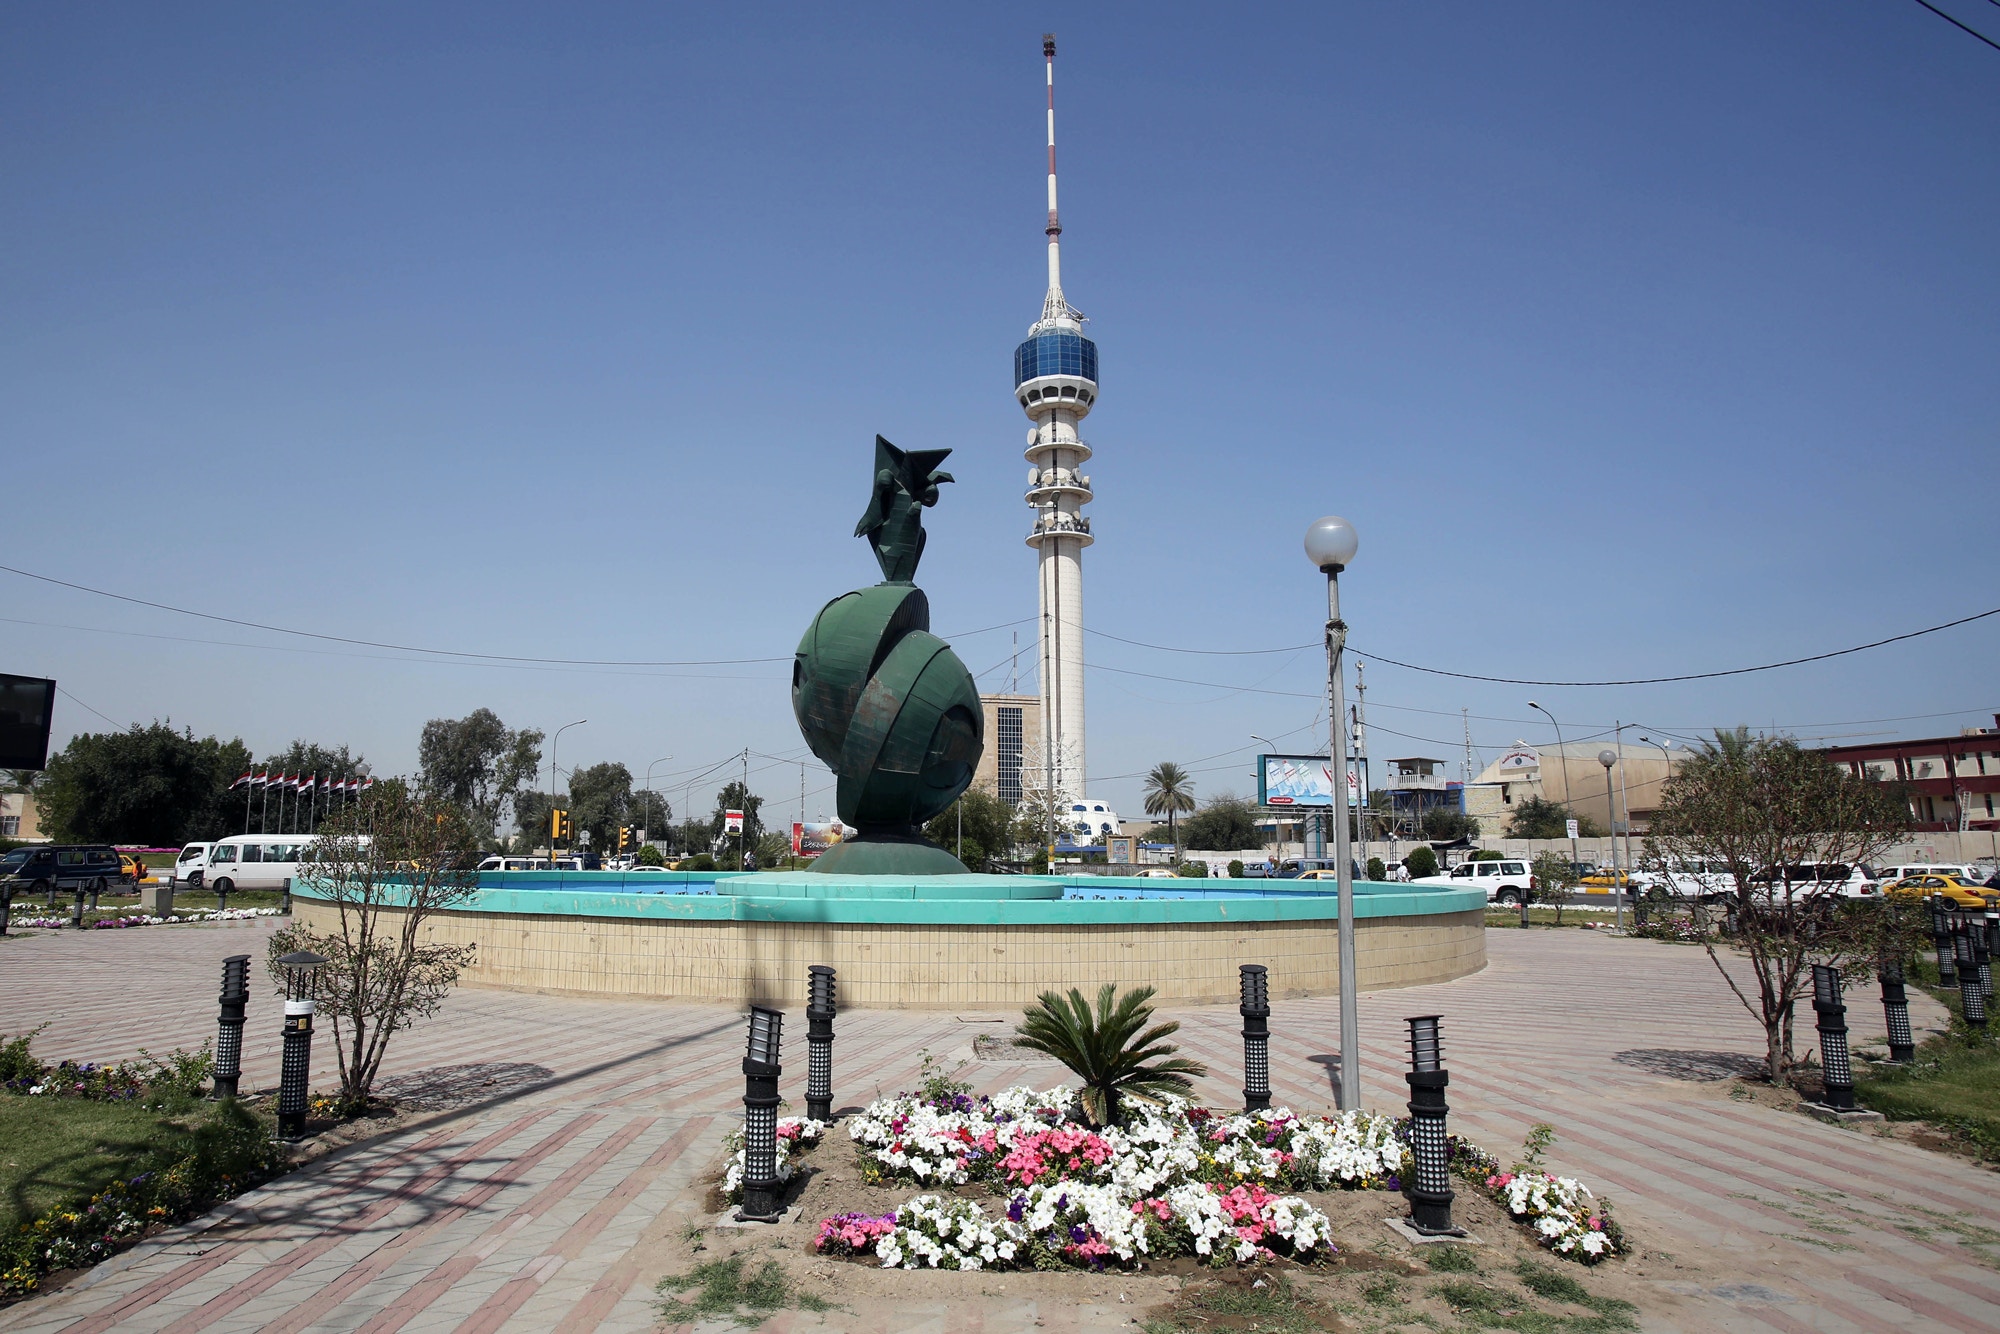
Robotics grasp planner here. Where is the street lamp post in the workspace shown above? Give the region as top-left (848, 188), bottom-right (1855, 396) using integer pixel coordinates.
top-left (1598, 749), bottom-right (1621, 932)
top-left (550, 720), bottom-right (587, 855)
top-left (1304, 515), bottom-right (1361, 1113)
top-left (644, 756), bottom-right (673, 849)
top-left (1637, 734), bottom-right (1675, 889)
top-left (1529, 702), bottom-right (1576, 876)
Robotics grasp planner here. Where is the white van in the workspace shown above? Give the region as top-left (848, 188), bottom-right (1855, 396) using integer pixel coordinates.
top-left (1413, 859), bottom-right (1535, 905)
top-left (1877, 864), bottom-right (1988, 887)
top-left (172, 841), bottom-right (214, 888)
top-left (203, 835), bottom-right (323, 893)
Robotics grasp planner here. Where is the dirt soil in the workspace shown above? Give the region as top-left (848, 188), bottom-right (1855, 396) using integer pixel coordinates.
top-left (649, 1130), bottom-right (1751, 1332)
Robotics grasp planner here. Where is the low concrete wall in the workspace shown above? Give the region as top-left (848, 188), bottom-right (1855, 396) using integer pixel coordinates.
top-left (292, 894), bottom-right (1484, 1009)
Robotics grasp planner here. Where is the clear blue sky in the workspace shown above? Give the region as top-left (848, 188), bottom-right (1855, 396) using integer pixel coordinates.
top-left (5, 2), bottom-right (1997, 826)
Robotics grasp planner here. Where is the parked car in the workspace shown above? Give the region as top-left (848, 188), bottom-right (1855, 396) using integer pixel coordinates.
top-left (0, 844), bottom-right (123, 897)
top-left (1746, 863), bottom-right (1881, 900)
top-left (1879, 875), bottom-right (1997, 910)
top-left (1413, 858), bottom-right (1535, 905)
top-left (1875, 864), bottom-right (1987, 888)
top-left (474, 855), bottom-right (552, 872)
top-left (172, 841), bottom-right (214, 888)
top-left (1578, 867), bottom-right (1635, 893)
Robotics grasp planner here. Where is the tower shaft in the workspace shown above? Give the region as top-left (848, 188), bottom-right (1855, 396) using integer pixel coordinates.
top-left (1015, 33), bottom-right (1097, 811)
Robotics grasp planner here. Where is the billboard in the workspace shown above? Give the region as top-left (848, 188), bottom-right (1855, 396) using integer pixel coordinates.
top-left (792, 821), bottom-right (857, 858)
top-left (1256, 754), bottom-right (1363, 809)
top-left (0, 675), bottom-right (56, 771)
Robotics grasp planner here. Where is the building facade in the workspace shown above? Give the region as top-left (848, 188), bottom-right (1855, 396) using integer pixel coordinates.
top-left (971, 693), bottom-right (1043, 807)
top-left (1825, 722), bottom-right (2000, 832)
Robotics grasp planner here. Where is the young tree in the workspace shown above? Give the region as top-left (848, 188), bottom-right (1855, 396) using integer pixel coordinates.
top-left (1404, 845), bottom-right (1440, 879)
top-left (1141, 762), bottom-right (1198, 854)
top-left (1419, 807), bottom-right (1479, 841)
top-left (1504, 796), bottom-right (1603, 840)
top-left (1649, 728), bottom-right (1909, 1082)
top-left (1529, 851), bottom-right (1579, 926)
top-left (37, 722), bottom-right (251, 845)
top-left (417, 709), bottom-right (543, 844)
top-left (270, 783), bottom-right (483, 1111)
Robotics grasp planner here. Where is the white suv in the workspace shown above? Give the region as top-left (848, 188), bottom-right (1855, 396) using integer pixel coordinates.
top-left (1414, 858), bottom-right (1534, 905)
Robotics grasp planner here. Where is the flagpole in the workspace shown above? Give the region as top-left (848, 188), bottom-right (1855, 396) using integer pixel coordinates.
top-left (260, 775), bottom-right (268, 835)
top-left (243, 772), bottom-right (252, 834)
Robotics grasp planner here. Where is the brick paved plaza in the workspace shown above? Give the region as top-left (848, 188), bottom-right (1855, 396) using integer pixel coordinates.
top-left (1, 921), bottom-right (1996, 1333)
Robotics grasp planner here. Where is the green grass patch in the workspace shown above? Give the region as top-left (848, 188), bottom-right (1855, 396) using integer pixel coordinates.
top-left (1423, 1243), bottom-right (1481, 1273)
top-left (0, 1096), bottom-right (213, 1233)
top-left (1514, 1259), bottom-right (1637, 1318)
top-left (1433, 1276), bottom-right (1638, 1332)
top-left (1855, 1033), bottom-right (2000, 1161)
top-left (1142, 1274), bottom-right (1340, 1334)
top-left (653, 1254), bottom-right (831, 1326)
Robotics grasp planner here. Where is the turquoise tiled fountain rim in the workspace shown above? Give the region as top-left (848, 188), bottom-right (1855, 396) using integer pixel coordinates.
top-left (291, 870), bottom-right (1484, 926)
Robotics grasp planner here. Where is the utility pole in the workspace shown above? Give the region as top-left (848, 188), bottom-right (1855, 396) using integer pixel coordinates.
top-left (1353, 663), bottom-right (1369, 873)
top-left (740, 749), bottom-right (749, 870)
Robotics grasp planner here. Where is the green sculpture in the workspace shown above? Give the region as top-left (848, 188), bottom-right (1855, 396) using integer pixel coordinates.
top-left (792, 436), bottom-right (984, 874)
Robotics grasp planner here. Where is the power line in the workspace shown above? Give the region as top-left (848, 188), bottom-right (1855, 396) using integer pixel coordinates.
top-left (1353, 606), bottom-right (2000, 686)
top-left (1087, 627), bottom-right (1314, 656)
top-left (56, 686), bottom-right (123, 729)
top-left (0, 563), bottom-right (1029, 668)
top-left (1907, 0), bottom-right (2000, 52)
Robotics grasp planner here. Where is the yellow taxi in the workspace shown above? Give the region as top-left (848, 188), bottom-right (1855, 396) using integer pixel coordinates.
top-left (118, 853), bottom-right (144, 883)
top-left (1578, 867), bottom-right (1633, 893)
top-left (1879, 874), bottom-right (1997, 910)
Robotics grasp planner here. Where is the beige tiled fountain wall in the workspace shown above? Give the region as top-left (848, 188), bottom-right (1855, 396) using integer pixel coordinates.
top-left (296, 902), bottom-right (1485, 1008)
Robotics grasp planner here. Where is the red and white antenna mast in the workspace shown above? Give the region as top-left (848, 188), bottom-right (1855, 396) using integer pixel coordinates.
top-left (1039, 33), bottom-right (1080, 329)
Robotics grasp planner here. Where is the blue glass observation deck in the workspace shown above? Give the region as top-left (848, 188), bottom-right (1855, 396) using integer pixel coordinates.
top-left (1013, 331), bottom-right (1099, 388)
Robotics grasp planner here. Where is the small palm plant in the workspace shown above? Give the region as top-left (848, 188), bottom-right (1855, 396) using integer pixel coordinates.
top-left (1014, 983), bottom-right (1206, 1127)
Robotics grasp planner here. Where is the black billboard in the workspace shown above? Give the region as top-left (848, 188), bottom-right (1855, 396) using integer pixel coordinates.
top-left (0, 675), bottom-right (57, 770)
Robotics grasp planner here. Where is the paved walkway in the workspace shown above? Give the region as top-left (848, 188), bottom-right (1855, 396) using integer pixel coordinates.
top-left (0, 921), bottom-right (1995, 1333)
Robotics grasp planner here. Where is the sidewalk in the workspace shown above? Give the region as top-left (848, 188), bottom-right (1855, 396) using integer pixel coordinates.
top-left (0, 922), bottom-right (1994, 1332)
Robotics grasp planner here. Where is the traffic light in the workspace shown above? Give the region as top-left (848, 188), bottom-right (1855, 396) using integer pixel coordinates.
top-left (617, 826), bottom-right (634, 853)
top-left (550, 809), bottom-right (572, 843)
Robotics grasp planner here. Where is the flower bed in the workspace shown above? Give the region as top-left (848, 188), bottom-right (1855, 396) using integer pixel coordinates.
top-left (721, 1116), bottom-right (826, 1203)
top-left (3, 908), bottom-right (284, 932)
top-left (775, 1086), bottom-right (1627, 1271)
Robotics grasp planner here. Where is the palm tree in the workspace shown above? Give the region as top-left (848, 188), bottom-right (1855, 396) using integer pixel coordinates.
top-left (1142, 762), bottom-right (1197, 855)
top-left (1699, 726), bottom-right (1755, 762)
top-left (1014, 983), bottom-right (1206, 1126)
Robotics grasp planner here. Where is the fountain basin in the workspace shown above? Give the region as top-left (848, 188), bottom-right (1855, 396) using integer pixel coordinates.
top-left (291, 872), bottom-right (1483, 1008)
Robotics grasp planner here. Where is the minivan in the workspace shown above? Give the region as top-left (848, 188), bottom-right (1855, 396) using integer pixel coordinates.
top-left (203, 835), bottom-right (325, 894)
top-left (0, 844), bottom-right (124, 897)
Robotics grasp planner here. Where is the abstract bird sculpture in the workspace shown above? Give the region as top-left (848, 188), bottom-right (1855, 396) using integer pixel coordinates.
top-left (792, 436), bottom-right (984, 873)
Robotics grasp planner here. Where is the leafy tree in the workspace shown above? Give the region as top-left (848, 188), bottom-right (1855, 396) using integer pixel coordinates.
top-left (1227, 859), bottom-right (1245, 878)
top-left (1405, 845), bottom-right (1439, 879)
top-left (628, 789), bottom-right (671, 837)
top-left (37, 722), bottom-right (252, 846)
top-left (272, 785), bottom-right (482, 1111)
top-left (924, 788), bottom-right (1017, 869)
top-left (1649, 729), bottom-right (1910, 1081)
top-left (1366, 856), bottom-right (1387, 881)
top-left (678, 852), bottom-right (717, 872)
top-left (708, 781), bottom-right (765, 858)
top-left (1504, 796), bottom-right (1603, 840)
top-left (635, 842), bottom-right (666, 867)
top-left (672, 817), bottom-right (714, 856)
top-left (418, 709), bottom-right (543, 844)
top-left (751, 830), bottom-right (793, 869)
top-left (567, 762), bottom-right (635, 852)
top-left (1419, 807), bottom-right (1479, 841)
top-left (1180, 794), bottom-right (1260, 851)
top-left (1141, 762), bottom-right (1198, 853)
top-left (513, 790), bottom-right (557, 852)
top-left (1013, 984), bottom-right (1206, 1127)
top-left (1176, 860), bottom-right (1208, 878)
top-left (1529, 851), bottom-right (1579, 925)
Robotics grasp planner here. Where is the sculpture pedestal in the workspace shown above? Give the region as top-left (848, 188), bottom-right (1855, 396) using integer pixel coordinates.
top-left (811, 836), bottom-right (969, 876)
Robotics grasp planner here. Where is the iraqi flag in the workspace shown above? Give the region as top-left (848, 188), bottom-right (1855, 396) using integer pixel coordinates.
top-left (253, 771), bottom-right (270, 787)
top-left (298, 774), bottom-right (316, 795)
top-left (229, 770), bottom-right (253, 790)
